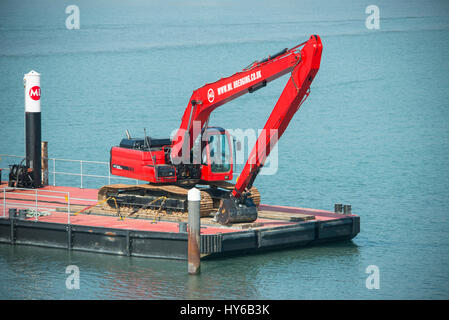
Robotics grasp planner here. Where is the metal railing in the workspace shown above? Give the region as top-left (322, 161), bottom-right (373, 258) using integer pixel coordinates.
top-left (1, 186), bottom-right (71, 223)
top-left (49, 157), bottom-right (140, 188)
top-left (0, 154), bottom-right (140, 189)
top-left (0, 186), bottom-right (101, 224)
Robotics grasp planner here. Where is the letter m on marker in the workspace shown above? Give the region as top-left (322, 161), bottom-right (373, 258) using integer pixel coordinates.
top-left (29, 86), bottom-right (41, 100)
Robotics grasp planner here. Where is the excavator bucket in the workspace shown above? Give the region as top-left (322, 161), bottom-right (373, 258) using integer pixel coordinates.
top-left (215, 196), bottom-right (258, 225)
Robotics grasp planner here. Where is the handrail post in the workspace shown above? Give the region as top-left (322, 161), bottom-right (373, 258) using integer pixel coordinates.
top-left (35, 189), bottom-right (38, 212)
top-left (3, 188), bottom-right (5, 218)
top-left (80, 160), bottom-right (83, 188)
top-left (53, 158), bottom-right (56, 186)
top-left (67, 192), bottom-right (71, 225)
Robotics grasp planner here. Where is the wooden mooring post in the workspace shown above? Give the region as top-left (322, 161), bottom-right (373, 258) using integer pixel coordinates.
top-left (41, 141), bottom-right (48, 186)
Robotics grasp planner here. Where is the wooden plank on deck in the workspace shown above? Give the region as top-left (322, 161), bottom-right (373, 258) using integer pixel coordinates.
top-left (257, 210), bottom-right (315, 222)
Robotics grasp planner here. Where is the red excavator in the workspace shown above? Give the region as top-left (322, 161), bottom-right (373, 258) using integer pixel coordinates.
top-left (98, 35), bottom-right (323, 224)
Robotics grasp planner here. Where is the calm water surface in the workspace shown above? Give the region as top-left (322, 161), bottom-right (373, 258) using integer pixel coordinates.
top-left (1, 0), bottom-right (449, 299)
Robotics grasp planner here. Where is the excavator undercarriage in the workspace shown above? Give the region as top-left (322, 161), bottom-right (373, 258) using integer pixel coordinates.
top-left (98, 181), bottom-right (260, 219)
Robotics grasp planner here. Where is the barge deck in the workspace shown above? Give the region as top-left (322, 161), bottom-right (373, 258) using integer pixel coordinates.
top-left (0, 182), bottom-right (359, 260)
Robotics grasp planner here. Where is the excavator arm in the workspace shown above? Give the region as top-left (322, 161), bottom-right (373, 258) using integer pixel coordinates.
top-left (233, 35), bottom-right (322, 198)
top-left (171, 35), bottom-right (322, 201)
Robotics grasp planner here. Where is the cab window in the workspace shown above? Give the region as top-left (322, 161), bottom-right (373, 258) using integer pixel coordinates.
top-left (208, 134), bottom-right (231, 173)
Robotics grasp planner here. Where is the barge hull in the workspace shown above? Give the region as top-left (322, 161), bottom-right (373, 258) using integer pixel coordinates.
top-left (0, 183), bottom-right (359, 260)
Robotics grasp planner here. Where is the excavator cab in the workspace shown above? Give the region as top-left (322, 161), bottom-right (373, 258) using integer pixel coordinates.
top-left (200, 127), bottom-right (233, 182)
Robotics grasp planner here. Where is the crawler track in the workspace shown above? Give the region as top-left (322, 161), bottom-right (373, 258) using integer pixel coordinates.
top-left (98, 182), bottom-right (260, 218)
